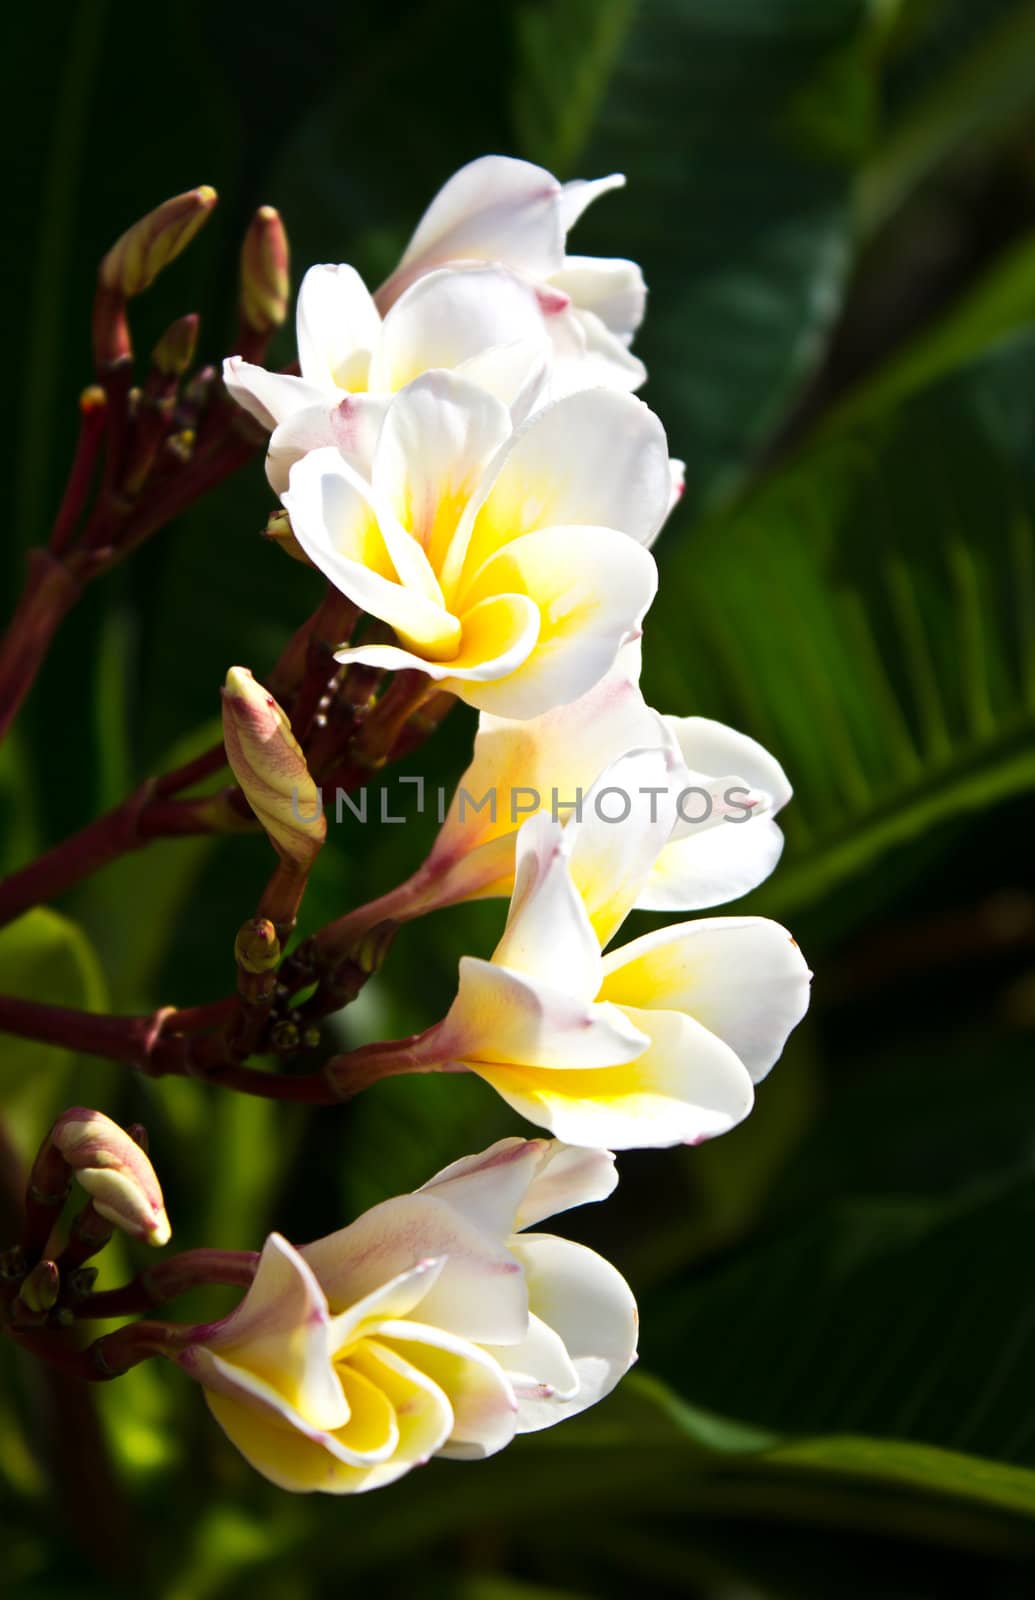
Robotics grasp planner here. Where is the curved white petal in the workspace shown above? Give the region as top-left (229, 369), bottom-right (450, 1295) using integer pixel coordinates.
top-left (547, 306), bottom-right (646, 396)
top-left (335, 590), bottom-right (540, 688)
top-left (301, 1192), bottom-right (527, 1345)
top-left (665, 716), bottom-right (792, 818)
top-left (378, 1320), bottom-right (518, 1459)
top-left (443, 956), bottom-right (648, 1072)
top-left (639, 815), bottom-right (786, 914)
top-left (600, 916), bottom-right (812, 1082)
top-left (284, 447), bottom-right (456, 653)
top-left (483, 1310), bottom-right (579, 1401)
top-left (265, 394), bottom-right (390, 494)
top-left (565, 746), bottom-right (683, 946)
top-left (558, 173), bottom-right (626, 233)
top-left (372, 371), bottom-right (510, 579)
top-left (549, 254), bottom-right (646, 340)
top-left (513, 1143), bottom-right (617, 1230)
top-left (507, 1234), bottom-right (637, 1430)
top-left (379, 155), bottom-right (565, 309)
top-left (456, 339), bottom-right (551, 424)
top-left (374, 265), bottom-right (547, 394)
top-left (296, 263), bottom-right (381, 391)
top-left (222, 357), bottom-right (327, 432)
top-left (450, 525), bottom-right (658, 719)
top-left (475, 1004), bottom-right (754, 1149)
top-left (419, 1137), bottom-right (549, 1238)
top-left (492, 814), bottom-right (601, 999)
top-left (454, 389), bottom-right (671, 582)
top-left (183, 1234), bottom-right (346, 1431)
top-left (431, 642), bottom-right (658, 870)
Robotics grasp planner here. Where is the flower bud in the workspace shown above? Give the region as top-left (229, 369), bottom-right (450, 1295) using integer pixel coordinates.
top-left (263, 509), bottom-right (313, 566)
top-left (221, 668), bottom-right (326, 869)
top-left (18, 1259), bottom-right (60, 1313)
top-left (235, 916), bottom-right (281, 973)
top-left (240, 206), bottom-right (290, 334)
top-left (51, 1109), bottom-right (171, 1247)
top-left (151, 312), bottom-right (200, 378)
top-left (99, 186), bottom-right (217, 298)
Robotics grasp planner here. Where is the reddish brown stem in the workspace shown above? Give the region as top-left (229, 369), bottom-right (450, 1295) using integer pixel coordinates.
top-left (50, 389), bottom-right (109, 556)
top-left (0, 551), bottom-right (86, 746)
top-left (75, 1247), bottom-right (258, 1318)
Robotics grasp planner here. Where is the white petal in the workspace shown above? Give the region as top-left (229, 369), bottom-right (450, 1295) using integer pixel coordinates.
top-left (296, 264), bottom-right (381, 390)
top-left (492, 814), bottom-right (601, 1000)
top-left (483, 1311), bottom-right (578, 1400)
top-left (546, 306), bottom-right (646, 396)
top-left (334, 590), bottom-right (540, 687)
top-left (550, 255), bottom-right (646, 340)
top-left (513, 1143), bottom-right (617, 1230)
top-left (222, 357), bottom-right (327, 432)
top-left (456, 339), bottom-right (551, 424)
top-left (442, 956), bottom-right (648, 1072)
top-left (454, 389), bottom-right (671, 581)
top-left (185, 1233), bottom-right (347, 1431)
top-left (374, 264), bottom-right (547, 394)
top-left (431, 641), bottom-right (657, 874)
top-left (379, 156), bottom-right (565, 309)
top-left (600, 917), bottom-right (812, 1082)
top-left (475, 1004), bottom-right (754, 1149)
top-left (284, 447), bottom-right (456, 654)
top-left (301, 1192), bottom-right (527, 1345)
top-left (665, 716), bottom-right (792, 815)
top-left (419, 1138), bottom-right (550, 1238)
top-left (507, 1234), bottom-right (636, 1430)
top-left (558, 173), bottom-right (626, 233)
top-left (265, 394), bottom-right (390, 495)
top-left (372, 370), bottom-right (510, 579)
top-left (377, 1320), bottom-right (518, 1458)
top-left (565, 746), bottom-right (683, 946)
top-left (640, 815), bottom-right (787, 914)
top-left (449, 524), bottom-right (658, 719)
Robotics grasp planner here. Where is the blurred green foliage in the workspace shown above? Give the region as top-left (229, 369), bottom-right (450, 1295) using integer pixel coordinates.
top-left (2, 0), bottom-right (1035, 1594)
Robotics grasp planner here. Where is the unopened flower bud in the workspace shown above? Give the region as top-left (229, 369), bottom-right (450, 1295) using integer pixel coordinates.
top-left (18, 1259), bottom-right (60, 1313)
top-left (99, 186), bottom-right (217, 298)
top-left (263, 509), bottom-right (313, 566)
top-left (51, 1109), bottom-right (171, 1247)
top-left (221, 668), bottom-right (326, 869)
top-left (240, 206), bottom-right (290, 334)
top-left (151, 313), bottom-right (200, 378)
top-left (235, 917), bottom-right (281, 973)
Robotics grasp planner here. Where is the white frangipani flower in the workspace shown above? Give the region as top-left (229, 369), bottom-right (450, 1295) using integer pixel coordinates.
top-left (224, 262), bottom-right (551, 493)
top-left (376, 155), bottom-right (648, 397)
top-left (178, 1138), bottom-right (636, 1492)
top-left (384, 813), bottom-right (810, 1150)
top-left (282, 372), bottom-right (669, 719)
top-left (349, 644), bottom-right (791, 927)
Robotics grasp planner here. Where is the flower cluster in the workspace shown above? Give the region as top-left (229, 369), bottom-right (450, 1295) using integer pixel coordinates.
top-left (189, 154), bottom-right (810, 1486)
top-left (0, 158), bottom-right (810, 1501)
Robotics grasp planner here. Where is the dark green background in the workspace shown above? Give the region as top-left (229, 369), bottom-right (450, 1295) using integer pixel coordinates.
top-left (2, 0), bottom-right (1035, 1594)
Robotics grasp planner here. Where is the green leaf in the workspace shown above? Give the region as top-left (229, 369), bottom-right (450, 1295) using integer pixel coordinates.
top-left (646, 326), bottom-right (1035, 927)
top-left (512, 0), bottom-right (879, 518)
top-left (0, 907), bottom-right (109, 1157)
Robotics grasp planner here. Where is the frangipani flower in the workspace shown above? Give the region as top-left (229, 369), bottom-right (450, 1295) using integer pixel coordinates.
top-left (225, 262), bottom-right (550, 493)
top-left (418, 644), bottom-right (791, 913)
top-left (178, 1138), bottom-right (636, 1492)
top-left (282, 372), bottom-right (668, 718)
top-left (352, 814), bottom-right (810, 1149)
top-left (377, 155), bottom-right (648, 397)
top-left (344, 646), bottom-right (791, 933)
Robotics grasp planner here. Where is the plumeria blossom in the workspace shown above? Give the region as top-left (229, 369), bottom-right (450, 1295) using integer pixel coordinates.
top-left (177, 1138), bottom-right (636, 1492)
top-left (377, 642), bottom-right (791, 920)
top-left (282, 372), bottom-right (669, 718)
top-left (364, 811), bottom-right (811, 1149)
top-left (376, 155), bottom-right (648, 398)
top-left (225, 262), bottom-right (552, 493)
